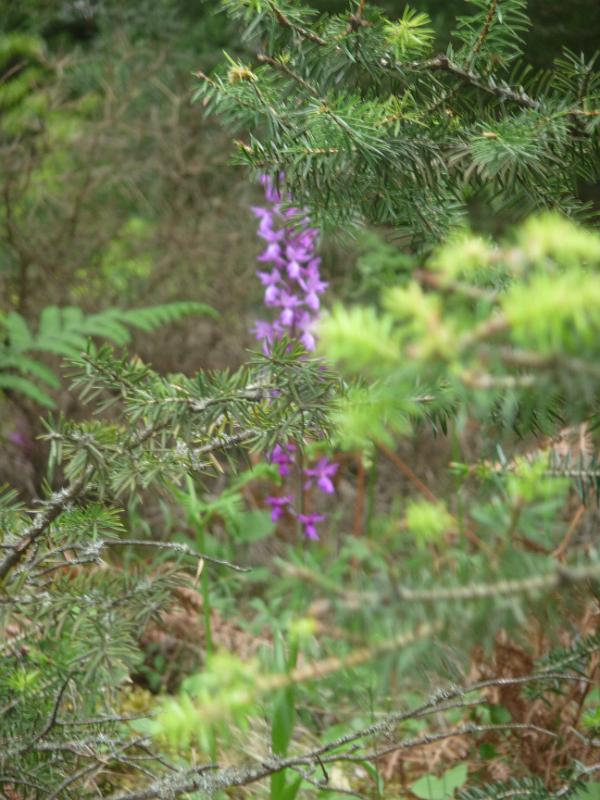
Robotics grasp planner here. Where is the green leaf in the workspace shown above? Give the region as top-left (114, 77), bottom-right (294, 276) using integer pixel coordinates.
top-left (280, 773), bottom-right (303, 800)
top-left (411, 765), bottom-right (468, 800)
top-left (271, 686), bottom-right (295, 756)
top-left (489, 705), bottom-right (512, 724)
top-left (574, 784), bottom-right (600, 800)
top-left (237, 509), bottom-right (275, 542)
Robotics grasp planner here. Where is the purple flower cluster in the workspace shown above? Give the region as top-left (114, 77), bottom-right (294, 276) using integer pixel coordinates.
top-left (251, 174), bottom-right (336, 542)
top-left (252, 175), bottom-right (327, 353)
top-left (265, 446), bottom-right (338, 541)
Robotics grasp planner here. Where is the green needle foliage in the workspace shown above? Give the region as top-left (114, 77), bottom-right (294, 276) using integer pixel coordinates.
top-left (195, 0), bottom-right (600, 241)
top-left (0, 341), bottom-right (338, 795)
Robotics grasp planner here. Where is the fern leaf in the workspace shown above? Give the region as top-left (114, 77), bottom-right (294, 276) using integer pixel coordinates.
top-left (79, 314), bottom-right (132, 346)
top-left (5, 312), bottom-right (34, 352)
top-left (0, 373), bottom-right (55, 408)
top-left (38, 306), bottom-right (63, 340)
top-left (0, 352), bottom-right (60, 388)
top-left (118, 301), bottom-right (218, 332)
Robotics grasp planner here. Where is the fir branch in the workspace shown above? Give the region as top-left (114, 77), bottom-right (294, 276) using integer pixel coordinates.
top-left (413, 54), bottom-right (539, 109)
top-left (98, 539), bottom-right (250, 573)
top-left (394, 561), bottom-right (600, 603)
top-left (257, 53), bottom-right (319, 98)
top-left (267, 1), bottom-right (327, 46)
top-left (341, 722), bottom-right (558, 763)
top-left (472, 0), bottom-right (499, 58)
top-left (18, 672), bottom-right (76, 754)
top-left (555, 762), bottom-right (600, 798)
top-left (0, 472), bottom-right (89, 582)
top-left (105, 669), bottom-right (590, 800)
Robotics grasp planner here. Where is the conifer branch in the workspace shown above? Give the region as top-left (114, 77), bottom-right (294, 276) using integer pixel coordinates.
top-left (419, 54), bottom-right (539, 110)
top-left (0, 473), bottom-right (89, 582)
top-left (267, 2), bottom-right (327, 46)
top-left (472, 0), bottom-right (499, 57)
top-left (395, 562), bottom-right (600, 602)
top-left (105, 669), bottom-right (592, 800)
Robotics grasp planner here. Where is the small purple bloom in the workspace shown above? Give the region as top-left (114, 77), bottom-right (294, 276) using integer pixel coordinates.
top-left (278, 291), bottom-right (302, 325)
top-left (257, 214), bottom-right (285, 243)
top-left (8, 430), bottom-right (33, 452)
top-left (270, 442), bottom-right (296, 477)
top-left (297, 513), bottom-right (326, 541)
top-left (260, 174), bottom-right (283, 203)
top-left (286, 243), bottom-right (310, 264)
top-left (266, 495), bottom-right (294, 522)
top-left (258, 242), bottom-right (283, 264)
top-left (304, 457), bottom-right (339, 495)
top-left (281, 206), bottom-right (302, 219)
top-left (256, 269), bottom-right (280, 285)
top-left (287, 260), bottom-right (302, 280)
top-left (266, 287), bottom-right (280, 306)
top-left (251, 205), bottom-right (271, 221)
top-left (252, 320), bottom-right (275, 342)
top-left (300, 329), bottom-right (316, 351)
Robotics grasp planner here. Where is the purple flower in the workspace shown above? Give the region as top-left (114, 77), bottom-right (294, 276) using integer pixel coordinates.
top-left (266, 495), bottom-right (294, 522)
top-left (8, 430), bottom-right (33, 452)
top-left (300, 268), bottom-right (329, 311)
top-left (270, 442), bottom-right (296, 477)
top-left (304, 457), bottom-right (339, 494)
top-left (250, 175), bottom-right (334, 546)
top-left (251, 205), bottom-right (271, 221)
top-left (278, 290), bottom-right (302, 325)
top-left (294, 311), bottom-right (317, 351)
top-left (300, 329), bottom-right (316, 351)
top-left (258, 242), bottom-right (284, 265)
top-left (257, 215), bottom-right (285, 244)
top-left (287, 260), bottom-right (302, 280)
top-left (297, 513), bottom-right (326, 541)
top-left (281, 206), bottom-right (302, 219)
top-left (253, 319), bottom-right (275, 342)
top-left (260, 174), bottom-right (284, 203)
top-left (286, 243), bottom-right (311, 264)
top-left (257, 270), bottom-right (281, 303)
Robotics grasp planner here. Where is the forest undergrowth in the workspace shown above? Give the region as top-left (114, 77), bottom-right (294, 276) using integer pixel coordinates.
top-left (1, 1), bottom-right (600, 799)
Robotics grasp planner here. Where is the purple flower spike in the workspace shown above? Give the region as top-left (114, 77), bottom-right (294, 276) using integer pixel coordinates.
top-left (251, 172), bottom-right (327, 352)
top-left (298, 513), bottom-right (326, 540)
top-left (266, 495), bottom-right (294, 522)
top-left (304, 457), bottom-right (339, 495)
